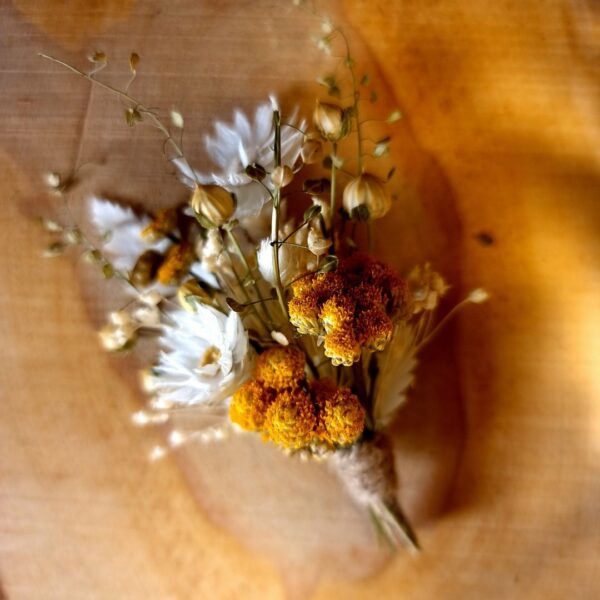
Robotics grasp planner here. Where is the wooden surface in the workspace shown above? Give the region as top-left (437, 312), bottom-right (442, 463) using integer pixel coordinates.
top-left (1, 0), bottom-right (599, 598)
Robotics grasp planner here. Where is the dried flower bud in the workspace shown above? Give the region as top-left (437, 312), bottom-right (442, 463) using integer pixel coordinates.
top-left (177, 279), bottom-right (212, 312)
top-left (307, 227), bottom-right (331, 257)
top-left (131, 250), bottom-right (163, 286)
top-left (343, 173), bottom-right (391, 220)
top-left (467, 288), bottom-right (489, 304)
top-left (131, 304), bottom-right (161, 327)
top-left (44, 172), bottom-right (61, 189)
top-left (98, 322), bottom-right (136, 352)
top-left (313, 101), bottom-right (345, 141)
top-left (191, 185), bottom-right (236, 227)
top-left (139, 289), bottom-right (162, 306)
top-left (271, 165), bottom-right (293, 188)
top-left (300, 137), bottom-right (323, 164)
top-left (109, 310), bottom-right (134, 327)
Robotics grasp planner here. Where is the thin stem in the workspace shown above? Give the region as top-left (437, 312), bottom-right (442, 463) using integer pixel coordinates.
top-left (417, 298), bottom-right (471, 350)
top-left (332, 30), bottom-right (363, 173)
top-left (330, 141), bottom-right (338, 252)
top-left (226, 228), bottom-right (275, 325)
top-left (270, 110), bottom-right (289, 321)
top-left (38, 53), bottom-right (200, 186)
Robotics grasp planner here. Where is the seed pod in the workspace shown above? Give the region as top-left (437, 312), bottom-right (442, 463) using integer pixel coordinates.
top-left (342, 173), bottom-right (391, 220)
top-left (307, 227), bottom-right (331, 257)
top-left (313, 101), bottom-right (345, 141)
top-left (191, 185), bottom-right (236, 227)
top-left (271, 165), bottom-right (293, 188)
top-left (300, 136), bottom-right (323, 164)
top-left (131, 250), bottom-right (163, 286)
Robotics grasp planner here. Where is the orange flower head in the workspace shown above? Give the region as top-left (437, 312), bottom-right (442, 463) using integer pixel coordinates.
top-left (141, 207), bottom-right (178, 242)
top-left (229, 380), bottom-right (274, 431)
top-left (319, 294), bottom-right (355, 333)
top-left (254, 346), bottom-right (306, 390)
top-left (355, 306), bottom-right (394, 351)
top-left (311, 379), bottom-right (365, 447)
top-left (157, 243), bottom-right (195, 285)
top-left (264, 388), bottom-right (317, 449)
top-left (323, 325), bottom-right (361, 367)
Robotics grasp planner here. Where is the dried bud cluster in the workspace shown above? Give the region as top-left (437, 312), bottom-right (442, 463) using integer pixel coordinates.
top-left (288, 254), bottom-right (410, 366)
top-left (229, 347), bottom-right (365, 450)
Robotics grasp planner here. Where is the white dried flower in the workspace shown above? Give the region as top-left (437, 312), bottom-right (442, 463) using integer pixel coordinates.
top-left (257, 236), bottom-right (304, 287)
top-left (201, 228), bottom-right (223, 273)
top-left (174, 99), bottom-right (304, 220)
top-left (152, 305), bottom-right (251, 406)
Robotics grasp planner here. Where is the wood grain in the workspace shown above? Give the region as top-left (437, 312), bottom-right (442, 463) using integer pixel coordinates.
top-left (1, 0), bottom-right (599, 598)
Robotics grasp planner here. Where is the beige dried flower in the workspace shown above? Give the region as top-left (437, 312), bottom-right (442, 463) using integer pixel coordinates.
top-left (307, 227), bottom-right (331, 257)
top-left (313, 101), bottom-right (346, 141)
top-left (271, 165), bottom-right (294, 188)
top-left (343, 173), bottom-right (391, 220)
top-left (300, 136), bottom-right (323, 164)
top-left (191, 184), bottom-right (236, 227)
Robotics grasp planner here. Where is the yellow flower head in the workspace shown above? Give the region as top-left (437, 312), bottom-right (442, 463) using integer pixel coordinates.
top-left (157, 243), bottom-right (195, 285)
top-left (311, 379), bottom-right (365, 447)
top-left (289, 273), bottom-right (343, 335)
top-left (229, 380), bottom-right (274, 431)
top-left (319, 294), bottom-right (355, 333)
top-left (254, 346), bottom-right (306, 390)
top-left (141, 207), bottom-right (178, 242)
top-left (287, 255), bottom-right (409, 364)
top-left (264, 388), bottom-right (317, 449)
top-left (323, 325), bottom-right (361, 366)
top-left (355, 306), bottom-right (394, 351)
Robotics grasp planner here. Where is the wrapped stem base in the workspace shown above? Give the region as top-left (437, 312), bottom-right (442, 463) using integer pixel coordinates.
top-left (328, 435), bottom-right (420, 553)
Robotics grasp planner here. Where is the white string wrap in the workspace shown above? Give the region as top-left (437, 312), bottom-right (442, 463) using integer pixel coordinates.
top-left (328, 437), bottom-right (420, 552)
top-left (328, 436), bottom-right (397, 506)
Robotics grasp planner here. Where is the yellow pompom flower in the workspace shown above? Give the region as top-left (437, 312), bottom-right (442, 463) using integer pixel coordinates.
top-left (229, 380), bottom-right (274, 431)
top-left (323, 326), bottom-right (361, 367)
top-left (264, 388), bottom-right (317, 449)
top-left (156, 243), bottom-right (195, 285)
top-left (355, 306), bottom-right (394, 351)
top-left (319, 294), bottom-right (355, 333)
top-left (311, 379), bottom-right (365, 447)
top-left (254, 346), bottom-right (306, 390)
top-left (141, 207), bottom-right (178, 242)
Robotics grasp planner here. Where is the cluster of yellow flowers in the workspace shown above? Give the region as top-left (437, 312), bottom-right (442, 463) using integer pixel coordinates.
top-left (288, 254), bottom-right (410, 366)
top-left (229, 346), bottom-right (366, 450)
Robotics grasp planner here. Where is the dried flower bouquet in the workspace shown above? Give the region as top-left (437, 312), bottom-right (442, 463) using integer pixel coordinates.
top-left (38, 13), bottom-right (487, 552)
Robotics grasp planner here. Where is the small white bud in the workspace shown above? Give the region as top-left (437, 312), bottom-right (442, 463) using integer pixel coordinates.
top-left (170, 110), bottom-right (184, 129)
top-left (139, 289), bottom-right (162, 306)
top-left (467, 288), bottom-right (489, 304)
top-left (44, 172), bottom-right (61, 189)
top-left (271, 330), bottom-right (290, 346)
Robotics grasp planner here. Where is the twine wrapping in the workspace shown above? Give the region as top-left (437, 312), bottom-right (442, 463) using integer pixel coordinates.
top-left (328, 436), bottom-right (420, 552)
